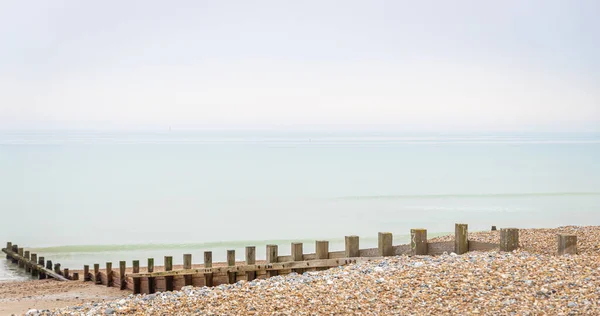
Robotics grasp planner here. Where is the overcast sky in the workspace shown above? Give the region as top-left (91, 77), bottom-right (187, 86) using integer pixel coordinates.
top-left (1, 0), bottom-right (598, 131)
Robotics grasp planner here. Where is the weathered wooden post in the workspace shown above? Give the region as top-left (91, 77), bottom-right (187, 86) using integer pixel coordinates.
top-left (491, 226), bottom-right (497, 231)
top-left (31, 253), bottom-right (39, 277)
top-left (455, 224), bottom-right (468, 255)
top-left (119, 261), bottom-right (126, 290)
top-left (54, 263), bottom-right (61, 275)
top-left (227, 250), bottom-right (236, 284)
top-left (266, 245), bottom-right (279, 277)
top-left (11, 245), bottom-right (18, 264)
top-left (5, 242), bottom-right (11, 259)
top-left (132, 260), bottom-right (141, 294)
top-left (94, 264), bottom-right (100, 284)
top-left (72, 272), bottom-right (79, 281)
top-left (63, 268), bottom-right (70, 279)
top-left (164, 256), bottom-right (174, 291)
top-left (291, 242), bottom-right (304, 274)
top-left (183, 254), bottom-right (193, 286)
top-left (378, 233), bottom-right (393, 257)
top-left (345, 236), bottom-right (359, 258)
top-left (315, 241), bottom-right (329, 271)
top-left (106, 262), bottom-right (113, 287)
top-left (245, 246), bottom-right (256, 281)
top-left (411, 229), bottom-right (428, 255)
top-left (83, 265), bottom-right (90, 281)
top-left (17, 248), bottom-right (24, 268)
top-left (557, 234), bottom-right (577, 255)
top-left (500, 228), bottom-right (519, 252)
top-left (46, 260), bottom-right (52, 278)
top-left (147, 258), bottom-right (155, 294)
top-left (204, 251), bottom-right (213, 287)
top-left (24, 251), bottom-right (30, 272)
top-left (38, 256), bottom-right (46, 279)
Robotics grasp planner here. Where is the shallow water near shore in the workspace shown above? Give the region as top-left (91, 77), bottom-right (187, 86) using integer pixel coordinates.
top-left (1, 131), bottom-right (600, 274)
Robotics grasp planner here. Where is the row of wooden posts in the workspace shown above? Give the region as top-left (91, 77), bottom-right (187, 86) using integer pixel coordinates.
top-left (2, 224), bottom-right (579, 295)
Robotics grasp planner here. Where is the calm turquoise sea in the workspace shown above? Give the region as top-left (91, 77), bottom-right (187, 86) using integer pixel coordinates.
top-left (1, 131), bottom-right (600, 280)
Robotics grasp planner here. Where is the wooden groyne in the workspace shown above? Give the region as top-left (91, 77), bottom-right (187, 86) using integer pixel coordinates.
top-left (2, 243), bottom-right (69, 281)
top-left (3, 224), bottom-right (579, 295)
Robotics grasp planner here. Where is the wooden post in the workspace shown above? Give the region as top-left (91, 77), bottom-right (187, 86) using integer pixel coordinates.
top-left (38, 256), bottom-right (46, 279)
top-left (500, 228), bottom-right (519, 252)
top-left (227, 250), bottom-right (236, 284)
top-left (378, 233), bottom-right (393, 257)
top-left (5, 242), bottom-right (11, 259)
top-left (266, 245), bottom-right (279, 277)
top-left (147, 258), bottom-right (155, 294)
top-left (315, 241), bottom-right (329, 271)
top-left (183, 254), bottom-right (192, 286)
top-left (345, 236), bottom-right (359, 258)
top-left (491, 225), bottom-right (497, 231)
top-left (54, 263), bottom-right (61, 275)
top-left (31, 254), bottom-right (38, 277)
top-left (204, 251), bottom-right (213, 287)
top-left (17, 248), bottom-right (24, 268)
top-left (63, 268), bottom-right (70, 279)
top-left (164, 256), bottom-right (173, 291)
top-left (119, 261), bottom-right (126, 290)
top-left (11, 245), bottom-right (18, 264)
top-left (46, 260), bottom-right (52, 278)
top-left (291, 242), bottom-right (304, 274)
top-left (245, 246), bottom-right (256, 281)
top-left (455, 224), bottom-right (468, 255)
top-left (411, 229), bottom-right (428, 255)
top-left (557, 234), bottom-right (577, 255)
top-left (132, 260), bottom-right (141, 294)
top-left (94, 264), bottom-right (100, 284)
top-left (106, 262), bottom-right (113, 287)
top-left (72, 272), bottom-right (79, 281)
top-left (24, 251), bottom-right (30, 272)
top-left (83, 265), bottom-right (90, 281)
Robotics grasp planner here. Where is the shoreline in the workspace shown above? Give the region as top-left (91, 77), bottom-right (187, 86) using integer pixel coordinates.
top-left (3, 225), bottom-right (600, 315)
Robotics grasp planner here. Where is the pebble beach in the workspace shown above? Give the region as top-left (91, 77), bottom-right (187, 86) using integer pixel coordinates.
top-left (19, 226), bottom-right (600, 315)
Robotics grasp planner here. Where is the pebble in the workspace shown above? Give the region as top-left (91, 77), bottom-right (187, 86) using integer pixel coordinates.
top-left (40, 226), bottom-right (600, 315)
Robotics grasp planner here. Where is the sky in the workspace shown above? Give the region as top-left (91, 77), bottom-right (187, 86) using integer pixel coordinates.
top-left (0, 0), bottom-right (599, 132)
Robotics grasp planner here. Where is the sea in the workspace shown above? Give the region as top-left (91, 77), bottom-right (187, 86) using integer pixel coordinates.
top-left (1, 130), bottom-right (599, 281)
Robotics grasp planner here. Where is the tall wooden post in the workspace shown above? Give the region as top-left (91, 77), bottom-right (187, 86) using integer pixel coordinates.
top-left (46, 260), bottom-right (52, 278)
top-left (245, 246), bottom-right (256, 281)
top-left (83, 265), bottom-right (90, 281)
top-left (291, 242), bottom-right (304, 274)
top-left (119, 261), bottom-right (126, 290)
top-left (227, 250), bottom-right (236, 284)
top-left (455, 224), bottom-right (468, 255)
top-left (63, 268), bottom-right (70, 279)
top-left (411, 229), bottom-right (428, 255)
top-left (5, 242), bottom-right (11, 259)
top-left (266, 245), bottom-right (278, 277)
top-left (24, 251), bottom-right (30, 272)
top-left (132, 260), bottom-right (141, 294)
top-left (204, 251), bottom-right (213, 287)
top-left (11, 245), bottom-right (18, 264)
top-left (164, 256), bottom-right (173, 292)
top-left (17, 248), bottom-right (24, 268)
top-left (31, 254), bottom-right (38, 277)
top-left (183, 254), bottom-right (193, 286)
top-left (315, 240), bottom-right (329, 271)
top-left (500, 228), bottom-right (519, 252)
top-left (557, 234), bottom-right (577, 255)
top-left (378, 232), bottom-right (393, 256)
top-left (147, 258), bottom-right (155, 294)
top-left (38, 256), bottom-right (46, 279)
top-left (94, 264), bottom-right (100, 284)
top-left (54, 263), bottom-right (61, 275)
top-left (106, 262), bottom-right (113, 287)
top-left (345, 236), bottom-right (359, 258)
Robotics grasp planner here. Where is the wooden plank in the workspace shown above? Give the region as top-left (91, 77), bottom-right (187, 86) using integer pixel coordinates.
top-left (0, 248), bottom-right (69, 281)
top-left (128, 257), bottom-right (382, 278)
